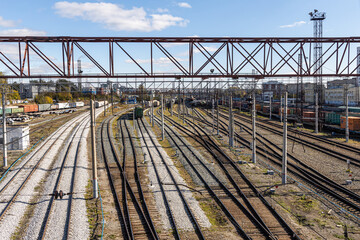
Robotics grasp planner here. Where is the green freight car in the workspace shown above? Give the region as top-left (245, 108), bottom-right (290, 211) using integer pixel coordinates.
top-left (325, 112), bottom-right (341, 125)
top-left (134, 106), bottom-right (143, 119)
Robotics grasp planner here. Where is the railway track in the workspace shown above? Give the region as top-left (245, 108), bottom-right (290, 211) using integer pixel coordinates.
top-left (0, 113), bottom-right (87, 220)
top-left (224, 108), bottom-right (360, 167)
top-left (196, 108), bottom-right (360, 218)
top-left (100, 113), bottom-right (159, 240)
top-left (137, 117), bottom-right (206, 239)
top-left (0, 111), bottom-right (90, 239)
top-left (155, 109), bottom-right (301, 239)
top-left (37, 117), bottom-right (90, 239)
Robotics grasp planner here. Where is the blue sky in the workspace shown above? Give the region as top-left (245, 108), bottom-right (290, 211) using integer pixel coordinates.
top-left (1, 0), bottom-right (359, 37)
top-left (0, 0), bottom-right (360, 78)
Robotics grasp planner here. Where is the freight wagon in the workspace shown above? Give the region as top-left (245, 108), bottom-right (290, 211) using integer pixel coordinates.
top-left (95, 101), bottom-right (108, 108)
top-left (75, 102), bottom-right (84, 107)
top-left (19, 104), bottom-right (39, 113)
top-left (38, 104), bottom-right (52, 112)
top-left (1, 101), bottom-right (85, 117)
top-left (340, 116), bottom-right (360, 131)
top-left (55, 102), bottom-right (70, 109)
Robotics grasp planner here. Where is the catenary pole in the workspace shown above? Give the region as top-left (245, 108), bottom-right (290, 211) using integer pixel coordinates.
top-left (252, 91), bottom-right (256, 164)
top-left (90, 99), bottom-right (98, 198)
top-left (2, 92), bottom-right (7, 167)
top-left (161, 94), bottom-right (164, 141)
top-left (345, 89), bottom-right (349, 142)
top-left (282, 92), bottom-right (288, 184)
top-left (315, 92), bottom-right (319, 134)
top-left (269, 96), bottom-right (272, 120)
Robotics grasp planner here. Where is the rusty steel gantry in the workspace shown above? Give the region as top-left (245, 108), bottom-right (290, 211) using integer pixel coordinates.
top-left (0, 37), bottom-right (359, 82)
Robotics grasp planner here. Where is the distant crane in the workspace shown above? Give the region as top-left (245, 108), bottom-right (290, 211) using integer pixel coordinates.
top-left (309, 9), bottom-right (326, 133)
top-left (77, 59), bottom-right (83, 91)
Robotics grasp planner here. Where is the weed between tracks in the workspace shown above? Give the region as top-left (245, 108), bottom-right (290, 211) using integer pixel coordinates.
top-left (156, 111), bottom-right (235, 233)
top-left (11, 121), bottom-right (78, 239)
top-left (85, 180), bottom-right (102, 239)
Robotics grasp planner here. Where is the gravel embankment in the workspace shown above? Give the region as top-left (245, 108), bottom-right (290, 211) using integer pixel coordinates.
top-left (137, 118), bottom-right (211, 230)
top-left (154, 116), bottom-right (227, 187)
top-left (0, 112), bottom-right (87, 239)
top-left (25, 108), bottom-right (105, 239)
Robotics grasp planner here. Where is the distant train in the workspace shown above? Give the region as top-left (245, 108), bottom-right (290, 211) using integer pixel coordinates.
top-left (134, 106), bottom-right (143, 119)
top-left (0, 101), bottom-right (85, 115)
top-left (95, 100), bottom-right (109, 108)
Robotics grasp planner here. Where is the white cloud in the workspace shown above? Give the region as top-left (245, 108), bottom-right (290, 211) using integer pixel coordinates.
top-left (125, 57), bottom-right (185, 66)
top-left (280, 21), bottom-right (306, 28)
top-left (0, 28), bottom-right (46, 36)
top-left (177, 2), bottom-right (192, 8)
top-left (194, 46), bottom-right (218, 53)
top-left (0, 16), bottom-right (16, 28)
top-left (0, 44), bottom-right (19, 56)
top-left (156, 8), bottom-right (169, 13)
top-left (54, 1), bottom-right (188, 32)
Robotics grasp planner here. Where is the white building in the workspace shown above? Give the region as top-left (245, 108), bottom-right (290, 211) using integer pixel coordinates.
top-left (0, 125), bottom-right (30, 150)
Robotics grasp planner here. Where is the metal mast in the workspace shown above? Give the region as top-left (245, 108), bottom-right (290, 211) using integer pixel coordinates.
top-left (309, 9), bottom-right (326, 132)
top-left (77, 59), bottom-right (83, 91)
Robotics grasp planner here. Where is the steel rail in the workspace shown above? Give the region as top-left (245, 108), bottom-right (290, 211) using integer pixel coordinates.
top-left (231, 111), bottom-right (360, 167)
top-left (199, 108), bottom-right (360, 214)
top-left (100, 119), bottom-right (131, 240)
top-left (214, 109), bottom-right (360, 204)
top-left (136, 118), bottom-right (181, 240)
top-left (0, 114), bottom-right (88, 223)
top-left (105, 113), bottom-right (158, 239)
top-left (153, 113), bottom-right (277, 239)
top-left (123, 119), bottom-right (159, 240)
top-left (140, 117), bottom-right (205, 240)
top-left (162, 109), bottom-right (300, 239)
top-left (116, 117), bottom-right (159, 239)
top-left (38, 118), bottom-right (89, 240)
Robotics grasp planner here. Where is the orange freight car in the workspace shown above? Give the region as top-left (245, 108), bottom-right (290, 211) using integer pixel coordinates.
top-left (19, 104), bottom-right (39, 113)
top-left (340, 116), bottom-right (360, 131)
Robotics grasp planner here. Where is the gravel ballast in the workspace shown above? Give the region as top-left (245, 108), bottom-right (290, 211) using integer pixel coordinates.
top-left (0, 113), bottom-right (87, 239)
top-left (137, 118), bottom-right (211, 230)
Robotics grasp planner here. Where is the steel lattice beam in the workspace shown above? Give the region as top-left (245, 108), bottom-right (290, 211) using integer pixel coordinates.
top-left (0, 37), bottom-right (359, 79)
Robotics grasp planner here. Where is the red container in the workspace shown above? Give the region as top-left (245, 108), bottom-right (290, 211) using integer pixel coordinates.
top-left (341, 116), bottom-right (360, 131)
top-left (19, 104), bottom-right (39, 113)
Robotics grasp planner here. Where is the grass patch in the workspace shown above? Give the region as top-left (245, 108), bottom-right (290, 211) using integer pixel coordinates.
top-left (199, 199), bottom-right (227, 227)
top-left (85, 180), bottom-right (102, 239)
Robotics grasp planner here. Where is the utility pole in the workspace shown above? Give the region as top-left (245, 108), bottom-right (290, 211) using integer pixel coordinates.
top-left (217, 97), bottom-right (219, 136)
top-left (229, 94), bottom-right (234, 147)
top-left (182, 82), bottom-right (185, 124)
top-left (212, 98), bottom-right (215, 132)
top-left (151, 92), bottom-right (154, 127)
top-left (171, 99), bottom-right (173, 116)
top-left (269, 96), bottom-right (272, 120)
top-left (282, 92), bottom-right (288, 184)
top-left (178, 79), bottom-right (181, 116)
top-left (161, 94), bottom-right (164, 141)
top-left (103, 98), bottom-right (106, 117)
top-left (280, 97), bottom-right (283, 123)
top-left (111, 83), bottom-right (114, 115)
top-left (90, 100), bottom-right (98, 198)
top-left (345, 89), bottom-right (349, 142)
top-left (315, 92), bottom-right (319, 134)
top-left (252, 91), bottom-right (256, 164)
top-left (2, 92), bottom-right (7, 167)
